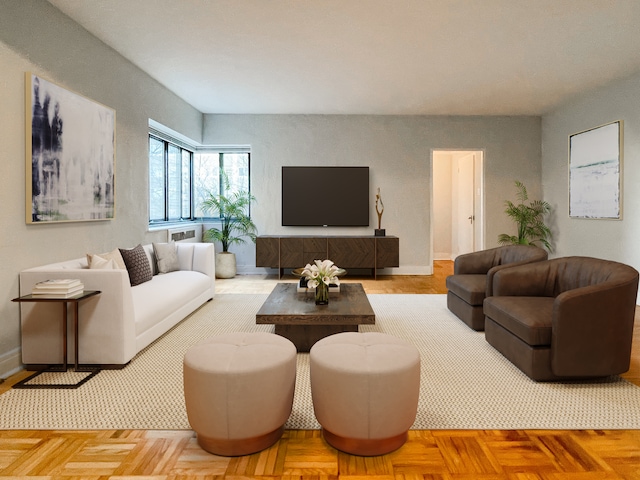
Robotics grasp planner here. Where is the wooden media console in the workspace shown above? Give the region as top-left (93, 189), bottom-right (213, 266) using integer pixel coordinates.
top-left (255, 235), bottom-right (399, 279)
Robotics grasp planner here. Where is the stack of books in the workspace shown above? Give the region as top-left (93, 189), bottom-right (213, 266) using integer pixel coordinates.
top-left (32, 279), bottom-right (84, 298)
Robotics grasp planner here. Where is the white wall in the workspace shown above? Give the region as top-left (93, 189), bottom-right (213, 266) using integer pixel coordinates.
top-left (433, 153), bottom-right (453, 259)
top-left (0, 1), bottom-right (202, 378)
top-left (203, 115), bottom-right (542, 274)
top-left (542, 69), bottom-right (640, 279)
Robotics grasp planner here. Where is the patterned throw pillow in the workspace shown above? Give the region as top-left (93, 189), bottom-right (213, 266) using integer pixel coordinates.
top-left (119, 244), bottom-right (153, 286)
top-left (153, 241), bottom-right (180, 274)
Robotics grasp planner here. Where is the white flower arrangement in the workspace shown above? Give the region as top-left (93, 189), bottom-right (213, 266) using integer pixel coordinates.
top-left (301, 259), bottom-right (341, 289)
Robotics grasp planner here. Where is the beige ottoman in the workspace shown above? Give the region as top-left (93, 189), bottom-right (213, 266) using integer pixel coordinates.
top-left (183, 332), bottom-right (297, 456)
top-left (310, 332), bottom-right (420, 456)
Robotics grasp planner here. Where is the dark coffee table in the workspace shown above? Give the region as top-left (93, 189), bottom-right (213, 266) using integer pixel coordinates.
top-left (256, 283), bottom-right (375, 351)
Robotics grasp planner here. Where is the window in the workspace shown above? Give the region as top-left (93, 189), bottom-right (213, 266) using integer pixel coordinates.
top-left (193, 152), bottom-right (251, 218)
top-left (149, 132), bottom-right (250, 224)
top-left (149, 135), bottom-right (193, 223)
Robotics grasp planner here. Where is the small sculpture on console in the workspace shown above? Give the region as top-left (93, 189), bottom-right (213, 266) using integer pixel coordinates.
top-left (375, 187), bottom-right (385, 236)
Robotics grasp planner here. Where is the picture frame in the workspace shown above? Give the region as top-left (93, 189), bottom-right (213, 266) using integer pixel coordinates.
top-left (26, 72), bottom-right (116, 224)
top-left (568, 120), bottom-right (622, 219)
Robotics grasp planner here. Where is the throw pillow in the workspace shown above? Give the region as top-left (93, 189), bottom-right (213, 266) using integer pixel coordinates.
top-left (88, 254), bottom-right (118, 270)
top-left (153, 241), bottom-right (180, 274)
top-left (86, 248), bottom-right (127, 270)
top-left (119, 244), bottom-right (153, 286)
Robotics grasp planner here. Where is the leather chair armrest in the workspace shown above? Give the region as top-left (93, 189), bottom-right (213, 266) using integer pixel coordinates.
top-left (551, 280), bottom-right (637, 377)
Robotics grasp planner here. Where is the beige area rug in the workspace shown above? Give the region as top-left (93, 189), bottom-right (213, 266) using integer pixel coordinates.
top-left (1, 293), bottom-right (640, 430)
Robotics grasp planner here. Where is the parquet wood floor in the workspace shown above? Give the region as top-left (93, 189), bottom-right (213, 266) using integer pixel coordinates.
top-left (0, 428), bottom-right (639, 478)
top-left (2, 260), bottom-right (639, 479)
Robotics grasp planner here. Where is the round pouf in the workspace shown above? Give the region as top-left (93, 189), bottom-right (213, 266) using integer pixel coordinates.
top-left (310, 332), bottom-right (420, 456)
top-left (183, 332), bottom-right (297, 456)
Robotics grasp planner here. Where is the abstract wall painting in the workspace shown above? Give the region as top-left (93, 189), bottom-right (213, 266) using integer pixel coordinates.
top-left (26, 73), bottom-right (115, 224)
top-left (569, 120), bottom-right (622, 219)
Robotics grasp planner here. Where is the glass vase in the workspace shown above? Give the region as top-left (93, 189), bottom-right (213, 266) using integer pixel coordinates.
top-left (315, 282), bottom-right (329, 305)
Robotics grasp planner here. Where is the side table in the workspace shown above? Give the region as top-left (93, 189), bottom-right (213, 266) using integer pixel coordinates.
top-left (12, 290), bottom-right (101, 389)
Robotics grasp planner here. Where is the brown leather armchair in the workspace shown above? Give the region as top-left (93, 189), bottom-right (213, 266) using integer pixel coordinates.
top-left (484, 256), bottom-right (639, 381)
top-left (446, 245), bottom-right (548, 330)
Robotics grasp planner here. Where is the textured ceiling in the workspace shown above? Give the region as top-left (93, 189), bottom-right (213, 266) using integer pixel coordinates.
top-left (48, 0), bottom-right (640, 115)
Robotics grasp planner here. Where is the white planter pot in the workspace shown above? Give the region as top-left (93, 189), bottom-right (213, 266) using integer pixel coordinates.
top-left (216, 252), bottom-right (237, 278)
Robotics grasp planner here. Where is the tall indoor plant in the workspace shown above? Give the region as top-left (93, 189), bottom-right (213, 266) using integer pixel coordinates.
top-left (200, 176), bottom-right (257, 278)
top-left (498, 180), bottom-right (552, 251)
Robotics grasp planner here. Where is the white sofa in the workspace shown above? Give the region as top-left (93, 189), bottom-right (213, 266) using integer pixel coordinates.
top-left (19, 242), bottom-right (215, 368)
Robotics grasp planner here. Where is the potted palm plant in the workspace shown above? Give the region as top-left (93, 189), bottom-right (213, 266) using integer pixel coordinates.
top-left (200, 176), bottom-right (257, 278)
top-left (498, 180), bottom-right (553, 251)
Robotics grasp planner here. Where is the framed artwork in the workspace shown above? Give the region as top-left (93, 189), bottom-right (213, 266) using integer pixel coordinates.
top-left (26, 72), bottom-right (116, 223)
top-left (569, 120), bottom-right (622, 219)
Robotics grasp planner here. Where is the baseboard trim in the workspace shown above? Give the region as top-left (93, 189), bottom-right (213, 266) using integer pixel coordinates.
top-left (0, 347), bottom-right (23, 380)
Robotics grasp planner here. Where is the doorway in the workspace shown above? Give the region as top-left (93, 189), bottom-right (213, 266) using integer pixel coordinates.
top-left (431, 150), bottom-right (484, 263)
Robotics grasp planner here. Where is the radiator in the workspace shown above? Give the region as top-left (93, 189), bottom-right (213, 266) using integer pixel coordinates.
top-left (167, 224), bottom-right (203, 243)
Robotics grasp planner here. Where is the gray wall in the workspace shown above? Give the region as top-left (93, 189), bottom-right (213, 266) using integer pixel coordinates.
top-left (203, 115), bottom-right (542, 274)
top-left (542, 69), bottom-right (640, 279)
top-left (0, 1), bottom-right (202, 377)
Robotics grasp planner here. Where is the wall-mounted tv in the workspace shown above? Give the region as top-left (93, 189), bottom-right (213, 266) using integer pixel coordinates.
top-left (282, 166), bottom-right (369, 226)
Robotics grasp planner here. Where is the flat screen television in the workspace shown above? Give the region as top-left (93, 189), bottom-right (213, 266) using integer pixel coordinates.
top-left (282, 166), bottom-right (369, 226)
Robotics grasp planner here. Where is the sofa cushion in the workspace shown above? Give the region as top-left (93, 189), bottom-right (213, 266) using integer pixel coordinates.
top-left (119, 244), bottom-right (153, 286)
top-left (89, 255), bottom-right (118, 270)
top-left (483, 296), bottom-right (554, 346)
top-left (153, 241), bottom-right (180, 274)
top-left (133, 270), bottom-right (212, 336)
top-left (445, 274), bottom-right (486, 305)
top-left (86, 248), bottom-right (126, 270)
